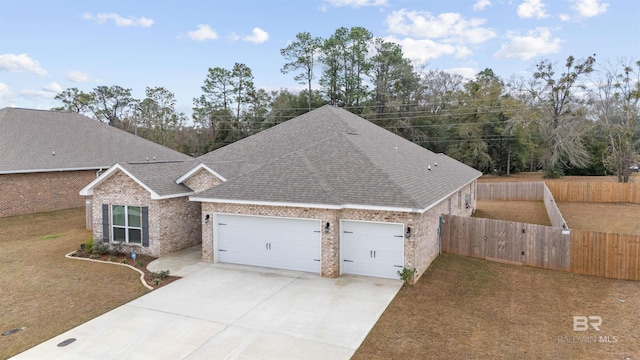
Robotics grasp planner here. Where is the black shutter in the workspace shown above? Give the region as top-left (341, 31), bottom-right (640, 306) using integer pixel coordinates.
top-left (102, 204), bottom-right (110, 243)
top-left (141, 206), bottom-right (149, 247)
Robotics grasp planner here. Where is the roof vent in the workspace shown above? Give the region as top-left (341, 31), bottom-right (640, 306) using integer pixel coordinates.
top-left (428, 165), bottom-right (431, 171)
top-left (52, 151), bottom-right (55, 156)
top-left (346, 131), bottom-right (359, 135)
top-left (393, 146), bottom-right (399, 152)
top-left (434, 161), bottom-right (438, 167)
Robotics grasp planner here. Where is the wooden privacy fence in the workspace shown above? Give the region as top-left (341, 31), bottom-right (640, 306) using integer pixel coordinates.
top-left (571, 230), bottom-right (640, 281)
top-left (477, 182), bottom-right (544, 201)
top-left (545, 181), bottom-right (640, 204)
top-left (543, 184), bottom-right (567, 229)
top-left (441, 215), bottom-right (571, 271)
top-left (441, 215), bottom-right (640, 281)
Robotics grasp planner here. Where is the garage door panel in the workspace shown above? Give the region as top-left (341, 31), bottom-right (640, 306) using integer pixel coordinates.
top-left (341, 220), bottom-right (404, 279)
top-left (215, 214), bottom-right (321, 273)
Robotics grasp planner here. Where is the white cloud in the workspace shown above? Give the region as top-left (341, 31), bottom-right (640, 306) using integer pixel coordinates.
top-left (494, 27), bottom-right (562, 60)
top-left (20, 82), bottom-right (62, 98)
top-left (559, 14), bottom-right (571, 21)
top-left (385, 10), bottom-right (496, 45)
top-left (473, 0), bottom-right (492, 11)
top-left (385, 36), bottom-right (470, 63)
top-left (572, 0), bottom-right (609, 17)
top-left (83, 12), bottom-right (154, 27)
top-left (444, 67), bottom-right (478, 79)
top-left (65, 70), bottom-right (92, 83)
top-left (0, 83), bottom-right (12, 98)
top-left (187, 24), bottom-right (218, 41)
top-left (242, 28), bottom-right (269, 44)
top-left (323, 0), bottom-right (387, 8)
top-left (0, 53), bottom-right (47, 76)
top-left (517, 0), bottom-right (548, 19)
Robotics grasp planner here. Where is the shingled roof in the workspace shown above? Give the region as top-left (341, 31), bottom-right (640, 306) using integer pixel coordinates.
top-left (192, 105), bottom-right (481, 212)
top-left (0, 107), bottom-right (191, 174)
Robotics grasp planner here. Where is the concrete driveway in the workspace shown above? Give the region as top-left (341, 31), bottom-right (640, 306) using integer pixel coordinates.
top-left (13, 246), bottom-right (402, 359)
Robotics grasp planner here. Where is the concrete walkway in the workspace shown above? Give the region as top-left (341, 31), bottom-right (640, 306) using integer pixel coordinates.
top-left (13, 245), bottom-right (402, 360)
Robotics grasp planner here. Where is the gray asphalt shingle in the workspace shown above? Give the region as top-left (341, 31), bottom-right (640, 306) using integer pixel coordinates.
top-left (0, 107), bottom-right (191, 174)
top-left (194, 105), bottom-right (482, 210)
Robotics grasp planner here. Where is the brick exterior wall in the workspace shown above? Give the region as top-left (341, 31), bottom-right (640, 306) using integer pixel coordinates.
top-left (200, 180), bottom-right (477, 283)
top-left (90, 170), bottom-right (201, 257)
top-left (0, 170), bottom-right (97, 217)
top-left (183, 169), bottom-right (223, 193)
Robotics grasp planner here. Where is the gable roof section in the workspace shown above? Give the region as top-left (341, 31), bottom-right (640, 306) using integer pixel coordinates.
top-left (192, 105), bottom-right (482, 212)
top-left (175, 163), bottom-right (227, 185)
top-left (80, 161), bottom-right (196, 199)
top-left (0, 107), bottom-right (192, 174)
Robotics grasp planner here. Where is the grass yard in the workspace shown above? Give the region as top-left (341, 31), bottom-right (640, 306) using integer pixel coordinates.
top-left (474, 200), bottom-right (551, 226)
top-left (558, 202), bottom-right (640, 235)
top-left (353, 253), bottom-right (640, 359)
top-left (0, 208), bottom-right (150, 359)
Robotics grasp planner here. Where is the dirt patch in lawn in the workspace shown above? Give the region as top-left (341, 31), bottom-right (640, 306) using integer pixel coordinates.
top-left (0, 208), bottom-right (176, 359)
top-left (474, 200), bottom-right (551, 226)
top-left (353, 253), bottom-right (640, 359)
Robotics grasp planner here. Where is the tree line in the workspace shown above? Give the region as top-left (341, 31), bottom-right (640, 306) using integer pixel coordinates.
top-left (52, 27), bottom-right (640, 182)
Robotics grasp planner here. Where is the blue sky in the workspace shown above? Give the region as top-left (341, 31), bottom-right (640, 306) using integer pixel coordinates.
top-left (1, 0), bottom-right (638, 115)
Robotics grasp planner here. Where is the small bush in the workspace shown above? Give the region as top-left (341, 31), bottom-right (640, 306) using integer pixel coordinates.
top-left (136, 260), bottom-right (144, 267)
top-left (151, 270), bottom-right (170, 280)
top-left (120, 259), bottom-right (127, 264)
top-left (398, 267), bottom-right (417, 286)
top-left (83, 238), bottom-right (95, 253)
top-left (90, 254), bottom-right (100, 259)
top-left (109, 256), bottom-right (116, 262)
top-left (92, 241), bottom-right (110, 255)
top-left (152, 279), bottom-right (161, 286)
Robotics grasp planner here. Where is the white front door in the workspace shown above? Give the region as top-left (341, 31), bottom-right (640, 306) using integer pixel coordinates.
top-left (341, 220), bottom-right (404, 279)
top-left (215, 214), bottom-right (322, 273)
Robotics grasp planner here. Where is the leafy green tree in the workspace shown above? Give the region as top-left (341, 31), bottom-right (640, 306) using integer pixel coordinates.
top-left (319, 26), bottom-right (373, 109)
top-left (89, 85), bottom-right (138, 128)
top-left (231, 63), bottom-right (255, 122)
top-left (136, 86), bottom-right (185, 147)
top-left (52, 87), bottom-right (93, 114)
top-left (280, 32), bottom-right (322, 111)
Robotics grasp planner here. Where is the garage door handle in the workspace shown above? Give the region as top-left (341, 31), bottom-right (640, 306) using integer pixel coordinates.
top-left (314, 259), bottom-right (321, 262)
top-left (394, 265), bottom-right (403, 268)
top-left (343, 231), bottom-right (353, 234)
top-left (374, 250), bottom-right (376, 258)
top-left (370, 250), bottom-right (372, 258)
top-left (343, 259), bottom-right (354, 262)
top-left (219, 249), bottom-right (227, 252)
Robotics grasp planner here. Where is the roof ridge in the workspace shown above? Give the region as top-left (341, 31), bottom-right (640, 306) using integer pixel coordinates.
top-left (340, 131), bottom-right (423, 209)
top-left (298, 153), bottom-right (339, 204)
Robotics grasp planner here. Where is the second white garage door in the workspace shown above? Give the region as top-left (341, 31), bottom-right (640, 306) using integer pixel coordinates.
top-left (215, 214), bottom-right (322, 273)
top-left (341, 220), bottom-right (405, 279)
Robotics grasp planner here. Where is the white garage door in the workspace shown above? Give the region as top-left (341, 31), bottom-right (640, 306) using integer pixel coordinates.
top-left (341, 220), bottom-right (404, 279)
top-left (215, 214), bottom-right (321, 273)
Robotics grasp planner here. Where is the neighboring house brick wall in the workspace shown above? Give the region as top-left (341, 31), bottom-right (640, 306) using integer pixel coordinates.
top-left (183, 169), bottom-right (223, 192)
top-left (0, 170), bottom-right (96, 217)
top-left (91, 170), bottom-right (201, 257)
top-left (200, 180), bottom-right (478, 283)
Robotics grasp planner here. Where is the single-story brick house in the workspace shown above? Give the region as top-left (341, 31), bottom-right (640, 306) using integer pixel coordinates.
top-left (0, 107), bottom-right (191, 218)
top-left (80, 106), bottom-right (481, 281)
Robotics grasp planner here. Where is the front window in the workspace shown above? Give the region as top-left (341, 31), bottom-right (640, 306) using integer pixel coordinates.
top-left (112, 205), bottom-right (142, 244)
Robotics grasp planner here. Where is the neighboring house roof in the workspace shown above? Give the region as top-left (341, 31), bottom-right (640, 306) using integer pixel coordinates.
top-left (0, 107), bottom-right (191, 174)
top-left (80, 161), bottom-right (197, 199)
top-left (191, 105), bottom-right (482, 212)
